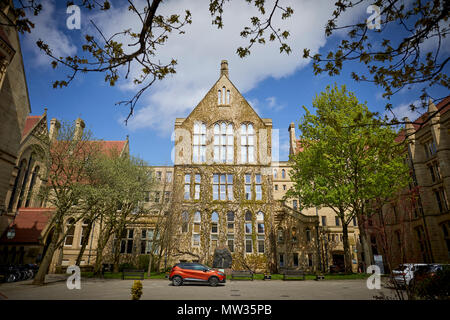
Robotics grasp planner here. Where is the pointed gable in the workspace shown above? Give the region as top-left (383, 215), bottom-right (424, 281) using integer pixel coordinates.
top-left (21, 111), bottom-right (48, 142)
top-left (181, 60), bottom-right (264, 128)
top-left (174, 60), bottom-right (272, 166)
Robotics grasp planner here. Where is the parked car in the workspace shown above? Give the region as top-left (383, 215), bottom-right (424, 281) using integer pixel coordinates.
top-left (392, 263), bottom-right (428, 287)
top-left (410, 264), bottom-right (446, 287)
top-left (169, 262), bottom-right (226, 287)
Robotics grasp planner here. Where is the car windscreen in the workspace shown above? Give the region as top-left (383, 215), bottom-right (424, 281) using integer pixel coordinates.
top-left (394, 265), bottom-right (407, 271)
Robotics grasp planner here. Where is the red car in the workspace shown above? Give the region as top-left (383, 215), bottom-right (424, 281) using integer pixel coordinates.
top-left (169, 262), bottom-right (226, 287)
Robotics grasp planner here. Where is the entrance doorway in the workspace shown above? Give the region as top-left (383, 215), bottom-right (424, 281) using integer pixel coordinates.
top-left (332, 253), bottom-right (345, 272)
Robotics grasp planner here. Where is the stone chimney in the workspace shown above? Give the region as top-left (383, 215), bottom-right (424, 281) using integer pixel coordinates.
top-left (404, 117), bottom-right (415, 140)
top-left (49, 118), bottom-right (61, 142)
top-left (220, 60), bottom-right (229, 77)
top-left (74, 118), bottom-right (85, 140)
top-left (288, 122), bottom-right (296, 156)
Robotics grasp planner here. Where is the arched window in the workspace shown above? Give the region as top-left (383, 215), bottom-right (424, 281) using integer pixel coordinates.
top-left (214, 122), bottom-right (233, 163)
top-left (211, 211), bottom-right (219, 249)
top-left (256, 212), bottom-right (264, 253)
top-left (80, 219), bottom-right (90, 246)
top-left (291, 227), bottom-right (298, 243)
top-left (64, 218), bottom-right (76, 246)
top-left (25, 166), bottom-right (40, 207)
top-left (193, 123), bottom-right (206, 163)
top-left (240, 123), bottom-right (254, 163)
top-left (222, 87), bottom-right (226, 104)
top-left (181, 211), bottom-right (189, 233)
top-left (306, 228), bottom-right (311, 242)
top-left (227, 211), bottom-right (234, 234)
top-left (245, 211), bottom-right (253, 253)
top-left (193, 211), bottom-right (201, 247)
top-left (245, 211), bottom-right (252, 234)
top-left (8, 159), bottom-right (26, 211)
top-left (227, 211), bottom-right (235, 252)
top-left (211, 212), bottom-right (219, 233)
top-left (281, 169), bottom-right (286, 179)
top-left (17, 153), bottom-right (35, 209)
top-left (256, 212), bottom-right (264, 234)
top-left (218, 89), bottom-right (222, 104)
top-left (226, 90), bottom-right (230, 104)
top-left (277, 227), bottom-right (284, 242)
top-left (273, 169), bottom-right (278, 179)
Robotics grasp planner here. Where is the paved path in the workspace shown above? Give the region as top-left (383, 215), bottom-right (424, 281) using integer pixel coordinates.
top-left (0, 276), bottom-right (398, 300)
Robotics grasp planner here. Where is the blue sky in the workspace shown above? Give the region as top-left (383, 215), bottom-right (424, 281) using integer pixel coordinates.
top-left (19, 0), bottom-right (449, 165)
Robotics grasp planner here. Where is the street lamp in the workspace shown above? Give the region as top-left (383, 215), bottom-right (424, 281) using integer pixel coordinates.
top-left (6, 227), bottom-right (15, 240)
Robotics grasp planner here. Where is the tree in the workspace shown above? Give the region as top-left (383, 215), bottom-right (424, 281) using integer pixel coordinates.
top-left (303, 0), bottom-right (449, 124)
top-left (88, 152), bottom-right (155, 275)
top-left (4, 0), bottom-right (293, 121)
top-left (286, 84), bottom-right (410, 273)
top-left (32, 121), bottom-right (101, 285)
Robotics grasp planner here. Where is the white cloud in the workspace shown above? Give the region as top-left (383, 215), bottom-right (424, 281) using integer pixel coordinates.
top-left (22, 0), bottom-right (77, 67)
top-left (265, 96), bottom-right (284, 112)
top-left (385, 100), bottom-right (426, 121)
top-left (81, 0), bottom-right (339, 134)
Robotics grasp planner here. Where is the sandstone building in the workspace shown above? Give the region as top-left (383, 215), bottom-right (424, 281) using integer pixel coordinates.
top-left (130, 61), bottom-right (360, 273)
top-left (369, 98), bottom-right (450, 270)
top-left (0, 1), bottom-right (32, 234)
top-left (0, 115), bottom-right (130, 272)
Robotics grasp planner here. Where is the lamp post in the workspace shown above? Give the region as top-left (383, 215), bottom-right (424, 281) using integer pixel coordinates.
top-left (6, 227), bottom-right (15, 240)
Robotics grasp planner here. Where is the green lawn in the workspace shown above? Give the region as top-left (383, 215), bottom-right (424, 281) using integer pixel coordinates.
top-left (81, 272), bottom-right (369, 281)
top-left (81, 271), bottom-right (167, 279)
top-left (253, 273), bottom-right (370, 280)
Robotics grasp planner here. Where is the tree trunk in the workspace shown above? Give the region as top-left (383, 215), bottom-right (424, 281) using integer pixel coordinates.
top-left (341, 221), bottom-right (353, 274)
top-left (32, 228), bottom-right (60, 285)
top-left (75, 221), bottom-right (93, 266)
top-left (147, 254), bottom-right (152, 277)
top-left (358, 222), bottom-right (374, 270)
top-left (93, 224), bottom-right (113, 276)
top-left (112, 238), bottom-right (121, 273)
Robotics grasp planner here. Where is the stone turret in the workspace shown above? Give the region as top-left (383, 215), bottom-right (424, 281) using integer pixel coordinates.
top-left (74, 118), bottom-right (85, 141)
top-left (220, 60), bottom-right (229, 77)
top-left (49, 118), bottom-right (61, 142)
top-left (288, 122), bottom-right (296, 156)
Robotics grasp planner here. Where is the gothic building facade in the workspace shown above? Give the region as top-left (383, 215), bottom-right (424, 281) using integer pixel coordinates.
top-left (152, 61), bottom-right (327, 272)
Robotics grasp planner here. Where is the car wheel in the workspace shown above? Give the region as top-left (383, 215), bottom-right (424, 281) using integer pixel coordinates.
top-left (209, 277), bottom-right (219, 287)
top-left (172, 276), bottom-right (183, 286)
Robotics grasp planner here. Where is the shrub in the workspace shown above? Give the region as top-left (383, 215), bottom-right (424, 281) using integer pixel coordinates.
top-left (131, 280), bottom-right (143, 300)
top-left (138, 255), bottom-right (150, 271)
top-left (414, 265), bottom-right (450, 300)
top-left (119, 263), bottom-right (135, 272)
